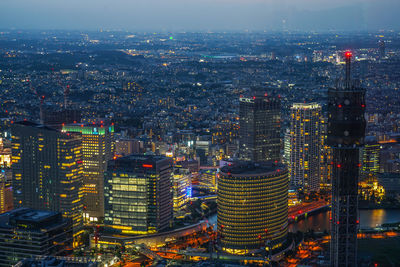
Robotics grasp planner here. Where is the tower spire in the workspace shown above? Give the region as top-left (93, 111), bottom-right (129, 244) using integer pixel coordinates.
top-left (345, 51), bottom-right (352, 89)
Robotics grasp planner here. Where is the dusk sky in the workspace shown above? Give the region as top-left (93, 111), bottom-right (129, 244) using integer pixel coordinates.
top-left (0, 0), bottom-right (399, 31)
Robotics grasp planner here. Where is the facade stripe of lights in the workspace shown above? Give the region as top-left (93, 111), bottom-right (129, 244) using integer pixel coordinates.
top-left (217, 161), bottom-right (288, 254)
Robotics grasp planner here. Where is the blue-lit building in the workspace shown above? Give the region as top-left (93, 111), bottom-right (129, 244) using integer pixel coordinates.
top-left (104, 155), bottom-right (173, 235)
top-left (0, 208), bottom-right (73, 266)
top-left (172, 167), bottom-right (191, 215)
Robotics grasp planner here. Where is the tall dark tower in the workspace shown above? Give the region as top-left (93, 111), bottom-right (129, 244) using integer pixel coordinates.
top-left (328, 51), bottom-right (366, 267)
top-left (239, 94), bottom-right (281, 162)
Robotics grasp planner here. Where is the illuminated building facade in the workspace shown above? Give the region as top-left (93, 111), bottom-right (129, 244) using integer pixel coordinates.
top-left (0, 138), bottom-right (11, 168)
top-left (289, 103), bottom-right (322, 193)
top-left (320, 117), bottom-right (332, 189)
top-left (0, 169), bottom-right (12, 213)
top-left (0, 138), bottom-right (12, 213)
top-left (122, 81), bottom-right (143, 103)
top-left (199, 168), bottom-right (218, 192)
top-left (361, 136), bottom-right (380, 175)
top-left (218, 161), bottom-right (288, 254)
top-left (172, 167), bottom-right (191, 214)
top-left (63, 123), bottom-right (115, 223)
top-left (11, 121), bottom-right (83, 233)
top-left (283, 129), bottom-right (291, 166)
top-left (239, 94), bottom-right (281, 162)
top-left (0, 208), bottom-right (73, 266)
top-left (104, 155), bottom-right (173, 235)
top-left (115, 139), bottom-right (135, 156)
top-left (328, 52), bottom-right (366, 267)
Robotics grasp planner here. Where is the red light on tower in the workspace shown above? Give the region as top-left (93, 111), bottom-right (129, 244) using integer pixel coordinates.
top-left (142, 164), bottom-right (153, 168)
top-left (345, 51), bottom-right (352, 59)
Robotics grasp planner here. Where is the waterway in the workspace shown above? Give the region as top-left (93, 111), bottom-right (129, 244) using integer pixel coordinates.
top-left (207, 209), bottom-right (400, 233)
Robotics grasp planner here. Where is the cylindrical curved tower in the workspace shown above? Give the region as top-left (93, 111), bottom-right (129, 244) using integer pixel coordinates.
top-left (217, 162), bottom-right (288, 255)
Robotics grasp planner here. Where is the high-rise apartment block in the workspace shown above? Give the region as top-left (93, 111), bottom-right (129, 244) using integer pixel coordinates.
top-left (289, 103), bottom-right (322, 192)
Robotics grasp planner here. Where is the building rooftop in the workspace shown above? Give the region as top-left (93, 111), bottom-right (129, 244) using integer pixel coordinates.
top-left (14, 121), bottom-right (59, 132)
top-left (0, 207), bottom-right (65, 230)
top-left (220, 161), bottom-right (286, 176)
top-left (291, 102), bottom-right (321, 109)
top-left (119, 153), bottom-right (167, 162)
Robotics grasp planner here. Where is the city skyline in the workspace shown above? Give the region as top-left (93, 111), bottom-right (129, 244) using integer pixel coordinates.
top-left (0, 8), bottom-right (399, 264)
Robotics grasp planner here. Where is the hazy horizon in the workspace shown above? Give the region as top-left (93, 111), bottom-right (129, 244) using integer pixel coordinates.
top-left (0, 0), bottom-right (399, 32)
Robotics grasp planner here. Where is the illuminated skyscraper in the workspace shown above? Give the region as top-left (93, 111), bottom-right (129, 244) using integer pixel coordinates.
top-left (104, 155), bottom-right (173, 234)
top-left (361, 136), bottom-right (380, 175)
top-left (218, 161), bottom-right (288, 254)
top-left (62, 122), bottom-right (115, 223)
top-left (289, 103), bottom-right (322, 193)
top-left (172, 167), bottom-right (191, 215)
top-left (328, 52), bottom-right (366, 267)
top-left (239, 94), bottom-right (281, 162)
top-left (11, 121), bottom-right (83, 233)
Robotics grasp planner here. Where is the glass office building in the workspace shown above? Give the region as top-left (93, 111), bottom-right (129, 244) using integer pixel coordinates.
top-left (104, 155), bottom-right (173, 235)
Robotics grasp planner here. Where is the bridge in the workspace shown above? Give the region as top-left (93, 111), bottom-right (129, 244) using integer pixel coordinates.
top-left (288, 199), bottom-right (330, 222)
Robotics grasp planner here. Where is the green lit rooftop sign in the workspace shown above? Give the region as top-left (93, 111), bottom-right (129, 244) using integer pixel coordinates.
top-left (62, 124), bottom-right (114, 135)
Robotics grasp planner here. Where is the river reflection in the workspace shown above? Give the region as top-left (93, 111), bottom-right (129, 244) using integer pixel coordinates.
top-left (289, 209), bottom-right (400, 232)
top-left (208, 209), bottom-right (400, 233)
